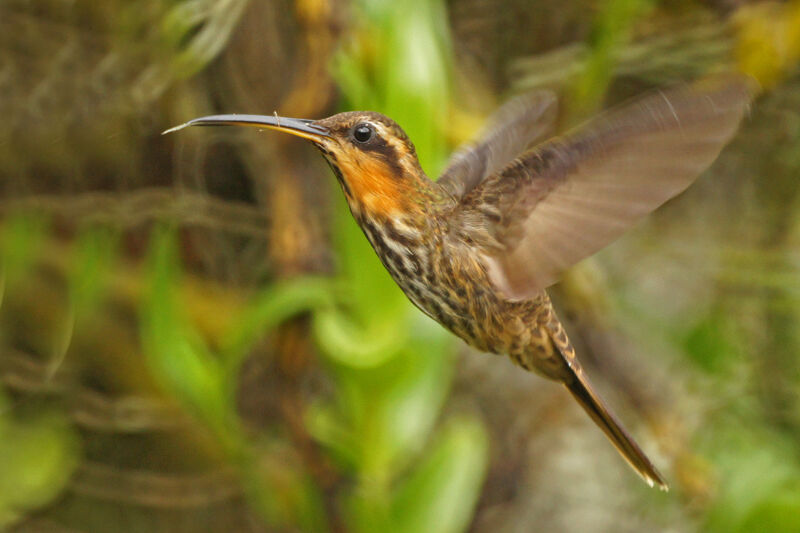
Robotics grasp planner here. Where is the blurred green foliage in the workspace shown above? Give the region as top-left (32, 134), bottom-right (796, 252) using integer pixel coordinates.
top-left (0, 223), bottom-right (122, 521)
top-left (569, 0), bottom-right (653, 115)
top-left (0, 392), bottom-right (78, 528)
top-left (0, 0), bottom-right (490, 528)
top-left (2, 0), bottom-right (800, 531)
top-left (0, 214), bottom-right (48, 305)
top-left (138, 0), bottom-right (489, 531)
top-left (0, 215), bottom-right (79, 528)
top-left (142, 225), bottom-right (329, 530)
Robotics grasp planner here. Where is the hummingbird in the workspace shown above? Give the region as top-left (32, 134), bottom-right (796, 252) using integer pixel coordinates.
top-left (165, 76), bottom-right (753, 490)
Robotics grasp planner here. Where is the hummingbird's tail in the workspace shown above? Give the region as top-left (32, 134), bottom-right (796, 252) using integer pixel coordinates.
top-left (536, 303), bottom-right (668, 490)
top-left (563, 368), bottom-right (668, 490)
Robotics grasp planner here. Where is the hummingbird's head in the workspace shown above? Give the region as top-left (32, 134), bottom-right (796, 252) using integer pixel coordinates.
top-left (310, 111), bottom-right (430, 220)
top-left (164, 111), bottom-right (433, 222)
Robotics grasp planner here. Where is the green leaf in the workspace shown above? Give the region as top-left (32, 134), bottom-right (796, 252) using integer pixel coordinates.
top-left (221, 277), bottom-right (335, 372)
top-left (140, 226), bottom-right (231, 439)
top-left (68, 225), bottom-right (118, 320)
top-left (241, 442), bottom-right (330, 533)
top-left (374, 324), bottom-right (454, 470)
top-left (736, 487), bottom-right (800, 533)
top-left (0, 397), bottom-right (79, 528)
top-left (305, 401), bottom-right (360, 468)
top-left (49, 225), bottom-right (119, 378)
top-left (0, 213), bottom-right (48, 308)
top-left (313, 308), bottom-right (408, 369)
top-left (390, 416), bottom-right (489, 533)
top-left (569, 0), bottom-right (654, 116)
top-left (315, 318), bottom-right (453, 479)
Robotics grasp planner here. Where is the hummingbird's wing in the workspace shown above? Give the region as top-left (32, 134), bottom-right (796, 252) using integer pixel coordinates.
top-left (438, 90), bottom-right (558, 198)
top-left (459, 75), bottom-right (754, 300)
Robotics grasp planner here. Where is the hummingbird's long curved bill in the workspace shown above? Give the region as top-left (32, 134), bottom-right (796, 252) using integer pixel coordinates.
top-left (162, 114), bottom-right (330, 142)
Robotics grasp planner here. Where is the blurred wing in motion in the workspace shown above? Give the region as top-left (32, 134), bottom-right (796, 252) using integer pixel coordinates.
top-left (458, 76), bottom-right (755, 299)
top-left (438, 90), bottom-right (558, 198)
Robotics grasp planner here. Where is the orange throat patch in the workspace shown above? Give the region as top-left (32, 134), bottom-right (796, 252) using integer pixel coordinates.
top-left (337, 154), bottom-right (413, 218)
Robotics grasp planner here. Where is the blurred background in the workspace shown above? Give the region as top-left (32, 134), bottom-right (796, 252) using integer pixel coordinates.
top-left (1, 0), bottom-right (800, 531)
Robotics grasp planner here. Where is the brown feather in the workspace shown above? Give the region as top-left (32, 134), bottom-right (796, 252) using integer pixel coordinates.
top-left (459, 75), bottom-right (755, 298)
top-left (438, 90), bottom-right (558, 198)
top-left (563, 364), bottom-right (667, 489)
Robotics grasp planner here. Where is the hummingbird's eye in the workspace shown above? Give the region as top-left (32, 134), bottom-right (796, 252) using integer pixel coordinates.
top-left (352, 123), bottom-right (374, 143)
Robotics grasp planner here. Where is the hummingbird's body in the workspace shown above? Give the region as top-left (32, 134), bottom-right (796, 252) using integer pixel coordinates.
top-left (318, 113), bottom-right (659, 484)
top-left (348, 183), bottom-right (547, 366)
top-left (167, 75), bottom-right (754, 490)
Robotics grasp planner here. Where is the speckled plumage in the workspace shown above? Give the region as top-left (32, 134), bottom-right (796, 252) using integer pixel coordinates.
top-left (169, 74), bottom-right (755, 490)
